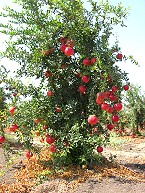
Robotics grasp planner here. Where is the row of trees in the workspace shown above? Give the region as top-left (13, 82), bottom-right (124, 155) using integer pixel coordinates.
top-left (0, 0), bottom-right (144, 167)
top-left (121, 85), bottom-right (145, 134)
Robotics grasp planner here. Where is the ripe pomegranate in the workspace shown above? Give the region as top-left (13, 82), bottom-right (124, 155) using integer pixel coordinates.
top-left (109, 94), bottom-right (117, 101)
top-left (46, 136), bottom-right (55, 144)
top-left (9, 106), bottom-right (16, 116)
top-left (59, 37), bottom-right (64, 43)
top-left (96, 146), bottom-right (103, 153)
top-left (26, 151), bottom-right (33, 159)
top-left (96, 98), bottom-right (103, 105)
top-left (131, 133), bottom-right (135, 138)
top-left (90, 57), bottom-right (97, 65)
top-left (118, 129), bottom-right (123, 134)
top-left (75, 72), bottom-right (81, 78)
top-left (13, 93), bottom-right (17, 97)
top-left (114, 103), bottom-right (123, 111)
top-left (88, 115), bottom-right (98, 126)
top-left (64, 47), bottom-right (74, 56)
top-left (107, 124), bottom-right (114, 131)
top-left (123, 85), bottom-right (129, 91)
top-left (49, 145), bottom-right (56, 153)
top-left (82, 58), bottom-right (90, 66)
top-left (9, 124), bottom-right (18, 132)
top-left (96, 92), bottom-right (105, 101)
top-left (60, 44), bottom-right (66, 52)
top-left (116, 53), bottom-right (123, 60)
top-left (106, 75), bottom-right (112, 82)
top-left (81, 75), bottom-right (90, 83)
top-left (56, 107), bottom-right (61, 113)
top-left (111, 86), bottom-right (117, 92)
top-left (105, 91), bottom-right (111, 98)
top-left (107, 107), bottom-right (114, 114)
top-left (0, 136), bottom-right (5, 143)
top-left (112, 114), bottom-right (119, 122)
top-left (78, 85), bottom-right (86, 93)
top-left (101, 103), bottom-right (109, 111)
top-left (47, 90), bottom-right (54, 96)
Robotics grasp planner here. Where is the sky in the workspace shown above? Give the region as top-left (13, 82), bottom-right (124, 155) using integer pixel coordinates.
top-left (111, 0), bottom-right (145, 91)
top-left (0, 0), bottom-right (145, 90)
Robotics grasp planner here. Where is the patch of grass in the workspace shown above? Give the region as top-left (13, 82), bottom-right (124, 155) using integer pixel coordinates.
top-left (0, 169), bottom-right (5, 177)
top-left (109, 132), bottom-right (128, 149)
top-left (4, 133), bottom-right (20, 146)
top-left (1, 133), bottom-right (23, 167)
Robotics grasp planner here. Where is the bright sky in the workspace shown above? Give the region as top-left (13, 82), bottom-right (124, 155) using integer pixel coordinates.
top-left (111, 0), bottom-right (145, 91)
top-left (0, 0), bottom-right (145, 90)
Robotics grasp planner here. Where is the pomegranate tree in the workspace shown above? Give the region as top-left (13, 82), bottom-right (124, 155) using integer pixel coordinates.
top-left (0, 0), bottom-right (133, 167)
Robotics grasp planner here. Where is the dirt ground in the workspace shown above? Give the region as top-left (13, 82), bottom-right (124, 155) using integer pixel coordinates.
top-left (0, 136), bottom-right (145, 193)
top-left (73, 178), bottom-right (145, 193)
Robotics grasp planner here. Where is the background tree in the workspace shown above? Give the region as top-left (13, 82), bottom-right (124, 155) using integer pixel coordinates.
top-left (0, 0), bottom-right (133, 167)
top-left (122, 84), bottom-right (145, 135)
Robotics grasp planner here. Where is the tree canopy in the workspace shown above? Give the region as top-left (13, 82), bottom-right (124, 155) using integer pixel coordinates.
top-left (0, 0), bottom-right (133, 167)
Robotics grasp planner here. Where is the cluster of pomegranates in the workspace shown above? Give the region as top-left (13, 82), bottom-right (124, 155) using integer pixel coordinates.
top-left (87, 83), bottom-right (129, 153)
top-left (60, 37), bottom-right (74, 57)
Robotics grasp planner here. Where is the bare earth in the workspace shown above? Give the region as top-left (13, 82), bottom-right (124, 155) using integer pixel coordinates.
top-left (0, 136), bottom-right (145, 193)
top-left (74, 136), bottom-right (145, 193)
